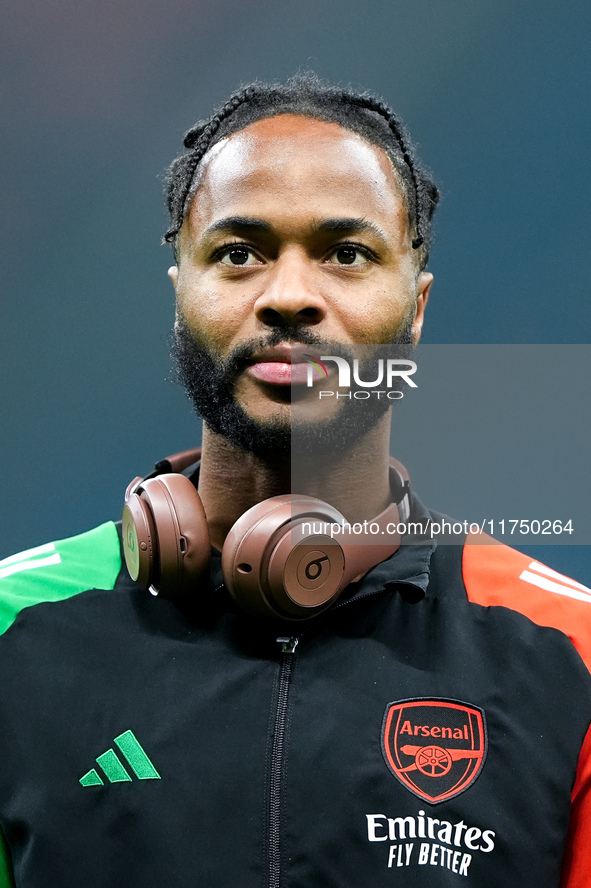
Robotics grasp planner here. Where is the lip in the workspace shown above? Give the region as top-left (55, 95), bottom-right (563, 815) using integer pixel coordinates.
top-left (246, 345), bottom-right (322, 386)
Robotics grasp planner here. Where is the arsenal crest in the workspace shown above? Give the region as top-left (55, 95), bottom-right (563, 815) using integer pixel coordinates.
top-left (381, 698), bottom-right (487, 804)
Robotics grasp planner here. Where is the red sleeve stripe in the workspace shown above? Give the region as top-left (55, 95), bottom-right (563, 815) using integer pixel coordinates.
top-left (462, 536), bottom-right (591, 885)
top-left (462, 532), bottom-right (591, 673)
top-left (560, 722), bottom-right (591, 887)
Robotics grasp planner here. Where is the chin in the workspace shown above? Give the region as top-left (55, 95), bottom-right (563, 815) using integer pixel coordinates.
top-left (238, 400), bottom-right (292, 430)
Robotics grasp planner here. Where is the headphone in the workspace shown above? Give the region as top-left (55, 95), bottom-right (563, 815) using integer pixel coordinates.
top-left (122, 449), bottom-right (411, 622)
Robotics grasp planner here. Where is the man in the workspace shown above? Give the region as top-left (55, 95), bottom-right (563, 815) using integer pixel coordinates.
top-left (0, 75), bottom-right (590, 887)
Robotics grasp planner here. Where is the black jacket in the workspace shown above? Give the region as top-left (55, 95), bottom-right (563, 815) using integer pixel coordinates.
top-left (1, 495), bottom-right (590, 887)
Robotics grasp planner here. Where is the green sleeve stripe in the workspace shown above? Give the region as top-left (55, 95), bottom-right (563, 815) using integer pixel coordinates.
top-left (0, 522), bottom-right (122, 636)
top-left (0, 825), bottom-right (15, 888)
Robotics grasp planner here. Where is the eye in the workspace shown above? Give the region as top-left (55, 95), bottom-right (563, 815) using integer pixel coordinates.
top-left (326, 245), bottom-right (372, 267)
top-left (218, 245), bottom-right (262, 267)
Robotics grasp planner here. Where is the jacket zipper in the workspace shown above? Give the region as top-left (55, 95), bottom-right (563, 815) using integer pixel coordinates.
top-left (268, 636), bottom-right (299, 888)
top-left (209, 582), bottom-right (393, 886)
top-left (265, 589), bottom-right (399, 886)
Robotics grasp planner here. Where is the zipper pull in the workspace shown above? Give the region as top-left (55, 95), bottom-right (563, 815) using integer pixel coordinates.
top-left (277, 636), bottom-right (299, 655)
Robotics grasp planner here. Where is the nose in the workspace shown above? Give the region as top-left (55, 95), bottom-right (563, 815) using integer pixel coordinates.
top-left (254, 250), bottom-right (327, 328)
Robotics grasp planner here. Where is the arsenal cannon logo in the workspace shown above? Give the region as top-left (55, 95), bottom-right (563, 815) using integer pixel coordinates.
top-left (381, 698), bottom-right (487, 804)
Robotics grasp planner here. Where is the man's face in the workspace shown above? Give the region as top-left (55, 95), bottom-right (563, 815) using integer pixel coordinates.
top-left (169, 114), bottom-right (432, 451)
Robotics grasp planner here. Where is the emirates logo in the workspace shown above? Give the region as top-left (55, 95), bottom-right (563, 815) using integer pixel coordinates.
top-left (381, 698), bottom-right (487, 804)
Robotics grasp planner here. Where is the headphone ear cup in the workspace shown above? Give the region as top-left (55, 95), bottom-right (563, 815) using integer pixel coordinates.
top-left (123, 474), bottom-right (210, 602)
top-left (122, 480), bottom-right (157, 588)
top-left (222, 495), bottom-right (348, 620)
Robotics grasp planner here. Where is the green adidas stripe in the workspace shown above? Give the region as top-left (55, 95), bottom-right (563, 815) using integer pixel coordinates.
top-left (96, 750), bottom-right (132, 783)
top-left (115, 730), bottom-right (161, 779)
top-left (79, 769), bottom-right (104, 787)
top-left (0, 522), bottom-right (121, 636)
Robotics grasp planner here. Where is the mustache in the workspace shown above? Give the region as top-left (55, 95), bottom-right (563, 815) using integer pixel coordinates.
top-left (179, 324), bottom-right (358, 381)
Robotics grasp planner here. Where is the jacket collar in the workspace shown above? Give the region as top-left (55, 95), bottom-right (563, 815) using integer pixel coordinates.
top-left (338, 490), bottom-right (436, 606)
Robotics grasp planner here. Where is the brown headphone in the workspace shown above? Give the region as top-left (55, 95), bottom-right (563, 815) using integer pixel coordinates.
top-left (122, 449), bottom-right (411, 621)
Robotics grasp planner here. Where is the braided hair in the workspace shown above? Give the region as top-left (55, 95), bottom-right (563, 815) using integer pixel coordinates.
top-left (164, 74), bottom-right (439, 269)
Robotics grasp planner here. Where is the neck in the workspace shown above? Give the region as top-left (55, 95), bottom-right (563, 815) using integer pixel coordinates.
top-left (198, 416), bottom-right (393, 550)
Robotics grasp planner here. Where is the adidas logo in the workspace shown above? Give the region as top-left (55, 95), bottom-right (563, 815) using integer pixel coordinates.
top-left (80, 730), bottom-right (160, 786)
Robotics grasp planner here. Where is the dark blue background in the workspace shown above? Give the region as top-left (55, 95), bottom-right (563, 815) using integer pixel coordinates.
top-left (2, 0), bottom-right (589, 581)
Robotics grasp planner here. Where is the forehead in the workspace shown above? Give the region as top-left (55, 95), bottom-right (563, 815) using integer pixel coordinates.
top-left (184, 114), bottom-right (409, 238)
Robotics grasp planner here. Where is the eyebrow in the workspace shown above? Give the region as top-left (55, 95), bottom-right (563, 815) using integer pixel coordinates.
top-left (203, 216), bottom-right (273, 237)
top-left (311, 218), bottom-right (388, 243)
top-left (202, 215), bottom-right (388, 244)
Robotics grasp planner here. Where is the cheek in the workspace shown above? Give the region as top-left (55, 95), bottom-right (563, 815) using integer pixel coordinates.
top-left (343, 289), bottom-right (415, 343)
top-left (176, 280), bottom-right (237, 352)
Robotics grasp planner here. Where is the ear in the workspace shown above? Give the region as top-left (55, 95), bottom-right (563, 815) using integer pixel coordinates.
top-left (168, 265), bottom-right (179, 288)
top-left (411, 272), bottom-right (433, 345)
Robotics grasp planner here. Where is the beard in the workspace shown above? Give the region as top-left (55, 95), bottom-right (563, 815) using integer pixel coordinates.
top-left (171, 319), bottom-right (415, 461)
